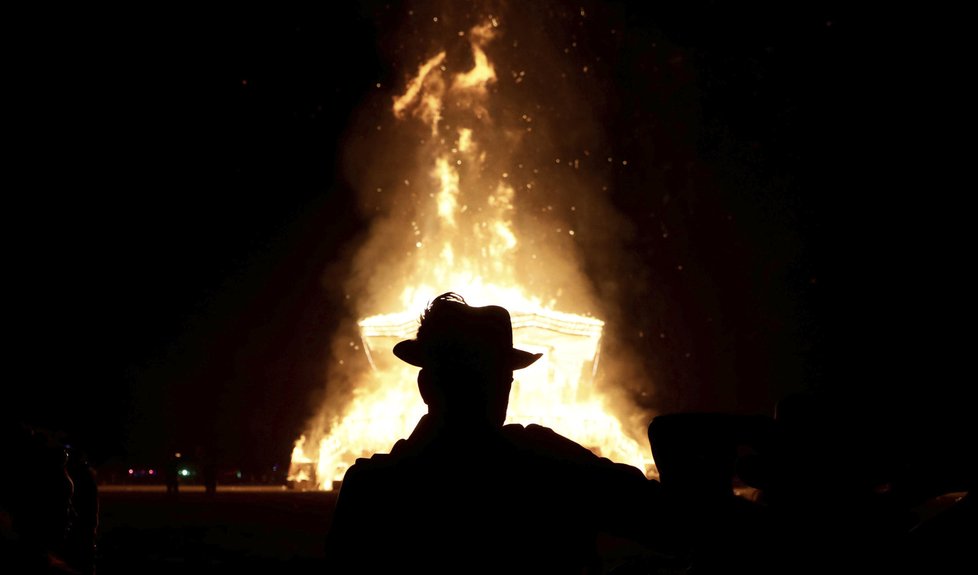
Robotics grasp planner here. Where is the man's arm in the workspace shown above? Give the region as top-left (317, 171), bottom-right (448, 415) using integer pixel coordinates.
top-left (324, 459), bottom-right (378, 570)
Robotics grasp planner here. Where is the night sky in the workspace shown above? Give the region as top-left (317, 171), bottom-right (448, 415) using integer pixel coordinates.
top-left (8, 2), bottom-right (966, 484)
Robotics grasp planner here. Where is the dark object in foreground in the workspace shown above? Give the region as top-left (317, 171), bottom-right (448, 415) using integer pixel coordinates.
top-left (95, 489), bottom-right (333, 574)
top-left (327, 293), bottom-right (666, 573)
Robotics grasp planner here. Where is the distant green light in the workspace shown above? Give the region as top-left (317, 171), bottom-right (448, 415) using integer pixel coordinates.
top-left (179, 468), bottom-right (191, 477)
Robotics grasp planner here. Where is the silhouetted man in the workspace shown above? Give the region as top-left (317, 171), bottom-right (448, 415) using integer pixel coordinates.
top-left (325, 292), bottom-right (662, 573)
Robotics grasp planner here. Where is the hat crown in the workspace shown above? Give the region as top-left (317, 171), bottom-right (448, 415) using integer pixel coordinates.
top-left (419, 301), bottom-right (511, 346)
top-left (393, 293), bottom-right (542, 370)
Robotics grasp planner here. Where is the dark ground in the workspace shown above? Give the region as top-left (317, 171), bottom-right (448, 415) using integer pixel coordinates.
top-left (92, 485), bottom-right (971, 574)
top-left (96, 488), bottom-right (335, 574)
top-left (94, 487), bottom-right (657, 574)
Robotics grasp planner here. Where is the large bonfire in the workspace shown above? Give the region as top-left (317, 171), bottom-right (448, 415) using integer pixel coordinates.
top-left (290, 15), bottom-right (654, 490)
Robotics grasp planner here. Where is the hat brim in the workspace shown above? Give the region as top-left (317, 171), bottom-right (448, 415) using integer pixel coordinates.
top-left (393, 339), bottom-right (542, 370)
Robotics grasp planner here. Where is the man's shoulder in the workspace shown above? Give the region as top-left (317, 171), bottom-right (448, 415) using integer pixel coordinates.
top-left (342, 439), bottom-right (411, 479)
top-left (502, 423), bottom-right (595, 459)
top-left (503, 423), bottom-right (587, 451)
top-left (502, 423), bottom-right (649, 480)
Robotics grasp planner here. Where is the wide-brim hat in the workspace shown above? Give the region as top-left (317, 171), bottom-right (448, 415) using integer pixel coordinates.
top-left (393, 300), bottom-right (542, 370)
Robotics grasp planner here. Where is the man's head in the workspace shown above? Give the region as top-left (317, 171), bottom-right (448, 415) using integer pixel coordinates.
top-left (393, 292), bottom-right (541, 426)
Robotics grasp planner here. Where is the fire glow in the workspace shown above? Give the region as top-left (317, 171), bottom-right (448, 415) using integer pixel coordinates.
top-left (290, 16), bottom-right (654, 490)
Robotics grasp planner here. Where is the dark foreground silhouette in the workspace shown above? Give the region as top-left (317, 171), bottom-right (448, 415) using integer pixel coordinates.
top-left (641, 395), bottom-right (975, 575)
top-left (325, 292), bottom-right (666, 573)
top-left (1, 423), bottom-right (98, 574)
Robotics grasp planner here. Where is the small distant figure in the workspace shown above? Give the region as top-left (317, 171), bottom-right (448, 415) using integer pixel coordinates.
top-left (203, 464), bottom-right (217, 496)
top-left (196, 445), bottom-right (218, 496)
top-left (325, 292), bottom-right (663, 573)
top-left (164, 451), bottom-right (181, 497)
